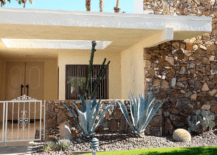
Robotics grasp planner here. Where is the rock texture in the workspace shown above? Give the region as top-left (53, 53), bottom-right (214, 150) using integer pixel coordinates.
top-left (144, 0), bottom-right (217, 136)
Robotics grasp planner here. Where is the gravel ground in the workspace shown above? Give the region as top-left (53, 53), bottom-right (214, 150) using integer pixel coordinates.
top-left (32, 128), bottom-right (217, 155)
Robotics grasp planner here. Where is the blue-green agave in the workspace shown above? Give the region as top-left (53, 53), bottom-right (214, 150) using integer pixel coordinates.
top-left (117, 92), bottom-right (164, 137)
top-left (62, 95), bottom-right (113, 138)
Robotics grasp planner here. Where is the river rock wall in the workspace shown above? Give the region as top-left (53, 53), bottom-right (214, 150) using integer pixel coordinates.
top-left (143, 0), bottom-right (217, 136)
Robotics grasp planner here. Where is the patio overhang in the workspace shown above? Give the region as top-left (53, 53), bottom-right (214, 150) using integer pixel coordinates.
top-left (0, 7), bottom-right (212, 59)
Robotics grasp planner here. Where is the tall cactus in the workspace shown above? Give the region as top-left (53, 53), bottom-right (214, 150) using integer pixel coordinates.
top-left (78, 41), bottom-right (110, 100)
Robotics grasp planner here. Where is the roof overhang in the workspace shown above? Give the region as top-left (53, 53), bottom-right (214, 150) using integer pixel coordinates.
top-left (0, 7), bottom-right (212, 59)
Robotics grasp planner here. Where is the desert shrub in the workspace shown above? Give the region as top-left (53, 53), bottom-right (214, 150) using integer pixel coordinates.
top-left (43, 140), bottom-right (57, 151)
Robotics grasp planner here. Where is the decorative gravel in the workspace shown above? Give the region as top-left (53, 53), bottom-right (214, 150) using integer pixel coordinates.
top-left (32, 128), bottom-right (217, 155)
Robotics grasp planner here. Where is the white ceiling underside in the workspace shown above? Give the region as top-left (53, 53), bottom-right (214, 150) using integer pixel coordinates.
top-left (1, 39), bottom-right (112, 49)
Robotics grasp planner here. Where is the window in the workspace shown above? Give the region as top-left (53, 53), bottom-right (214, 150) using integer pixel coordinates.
top-left (65, 65), bottom-right (109, 100)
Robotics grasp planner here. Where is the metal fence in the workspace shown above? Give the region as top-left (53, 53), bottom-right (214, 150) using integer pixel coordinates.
top-left (0, 95), bottom-right (45, 145)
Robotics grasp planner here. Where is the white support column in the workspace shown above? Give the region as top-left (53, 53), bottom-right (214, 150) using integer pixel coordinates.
top-left (134, 0), bottom-right (144, 14)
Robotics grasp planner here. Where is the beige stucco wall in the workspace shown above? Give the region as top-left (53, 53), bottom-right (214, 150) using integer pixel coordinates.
top-left (121, 39), bottom-right (146, 99)
top-left (58, 50), bottom-right (121, 100)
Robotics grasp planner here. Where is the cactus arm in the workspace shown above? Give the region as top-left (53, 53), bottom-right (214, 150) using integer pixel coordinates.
top-left (84, 41), bottom-right (96, 99)
top-left (208, 115), bottom-right (214, 121)
top-left (209, 121), bottom-right (215, 130)
top-left (92, 103), bottom-right (113, 132)
top-left (202, 110), bottom-right (207, 117)
top-left (91, 61), bottom-right (110, 100)
top-left (196, 109), bottom-right (200, 115)
top-left (207, 110), bottom-right (210, 116)
top-left (62, 102), bottom-right (86, 135)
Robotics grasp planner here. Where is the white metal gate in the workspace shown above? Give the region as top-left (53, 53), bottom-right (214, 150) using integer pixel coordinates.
top-left (0, 95), bottom-right (45, 145)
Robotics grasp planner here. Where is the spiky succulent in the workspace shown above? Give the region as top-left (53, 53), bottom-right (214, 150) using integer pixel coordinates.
top-left (117, 92), bottom-right (164, 137)
top-left (63, 95), bottom-right (114, 138)
top-left (44, 140), bottom-right (57, 151)
top-left (200, 110), bottom-right (215, 131)
top-left (57, 139), bottom-right (71, 151)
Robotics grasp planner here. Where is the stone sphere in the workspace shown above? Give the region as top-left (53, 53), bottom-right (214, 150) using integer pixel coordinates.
top-left (173, 128), bottom-right (191, 142)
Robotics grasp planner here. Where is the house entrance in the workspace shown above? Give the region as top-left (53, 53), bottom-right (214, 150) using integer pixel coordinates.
top-left (5, 61), bottom-right (44, 120)
top-left (0, 62), bottom-right (45, 145)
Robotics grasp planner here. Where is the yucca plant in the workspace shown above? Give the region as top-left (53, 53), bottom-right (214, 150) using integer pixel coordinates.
top-left (117, 92), bottom-right (164, 137)
top-left (62, 93), bottom-right (114, 138)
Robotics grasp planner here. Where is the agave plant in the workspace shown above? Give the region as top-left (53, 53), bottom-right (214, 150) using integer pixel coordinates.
top-left (200, 110), bottom-right (215, 131)
top-left (188, 109), bottom-right (202, 133)
top-left (117, 92), bottom-right (164, 137)
top-left (62, 94), bottom-right (114, 138)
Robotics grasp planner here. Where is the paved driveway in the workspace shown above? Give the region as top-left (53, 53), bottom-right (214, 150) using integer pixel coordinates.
top-left (0, 142), bottom-right (34, 155)
top-left (0, 145), bottom-right (33, 155)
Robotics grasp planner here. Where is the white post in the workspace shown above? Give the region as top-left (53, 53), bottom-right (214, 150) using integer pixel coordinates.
top-left (134, 0), bottom-right (144, 14)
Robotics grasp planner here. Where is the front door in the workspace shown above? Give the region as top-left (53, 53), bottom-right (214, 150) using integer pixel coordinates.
top-left (5, 61), bottom-right (44, 120)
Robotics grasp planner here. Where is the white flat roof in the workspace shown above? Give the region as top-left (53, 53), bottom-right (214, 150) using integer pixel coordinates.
top-left (0, 8), bottom-right (212, 59)
top-left (0, 7), bottom-right (212, 32)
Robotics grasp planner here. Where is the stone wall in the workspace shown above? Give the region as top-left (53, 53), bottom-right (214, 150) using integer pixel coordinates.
top-left (45, 99), bottom-right (163, 140)
top-left (143, 0), bottom-right (217, 136)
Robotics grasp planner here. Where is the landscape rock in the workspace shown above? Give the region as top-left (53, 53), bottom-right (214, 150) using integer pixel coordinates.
top-left (202, 83), bottom-right (210, 91)
top-left (191, 94), bottom-right (197, 100)
top-left (201, 104), bottom-right (211, 111)
top-left (60, 122), bottom-right (72, 141)
top-left (209, 89), bottom-right (217, 96)
top-left (161, 80), bottom-right (170, 89)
